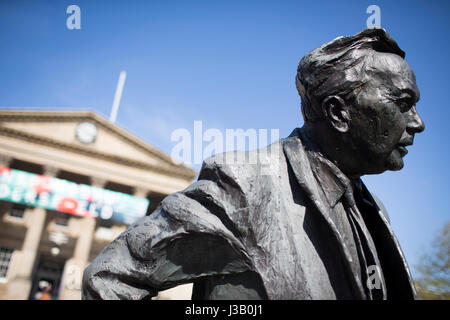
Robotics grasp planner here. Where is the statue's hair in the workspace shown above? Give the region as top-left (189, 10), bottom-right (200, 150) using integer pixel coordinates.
top-left (296, 28), bottom-right (405, 123)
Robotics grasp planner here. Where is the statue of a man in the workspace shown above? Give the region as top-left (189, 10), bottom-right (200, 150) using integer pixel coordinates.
top-left (82, 28), bottom-right (424, 300)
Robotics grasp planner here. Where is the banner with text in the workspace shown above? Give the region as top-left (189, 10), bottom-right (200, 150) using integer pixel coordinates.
top-left (0, 166), bottom-right (149, 225)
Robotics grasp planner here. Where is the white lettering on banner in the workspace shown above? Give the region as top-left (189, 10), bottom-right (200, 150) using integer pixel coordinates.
top-left (25, 189), bottom-right (37, 204)
top-left (88, 202), bottom-right (97, 217)
top-left (76, 200), bottom-right (86, 216)
top-left (100, 205), bottom-right (113, 220)
top-left (51, 194), bottom-right (62, 208)
top-left (79, 184), bottom-right (91, 200)
top-left (11, 186), bottom-right (23, 202)
top-left (16, 172), bottom-right (28, 186)
top-left (1, 171), bottom-right (13, 183)
top-left (0, 184), bottom-right (10, 198)
top-left (38, 192), bottom-right (50, 207)
top-left (92, 187), bottom-right (103, 201)
top-left (67, 182), bottom-right (79, 197)
top-left (103, 192), bottom-right (114, 205)
top-left (50, 178), bottom-right (66, 195)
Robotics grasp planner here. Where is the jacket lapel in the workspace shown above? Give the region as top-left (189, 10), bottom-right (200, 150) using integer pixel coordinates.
top-left (282, 131), bottom-right (366, 299)
top-left (361, 183), bottom-right (418, 299)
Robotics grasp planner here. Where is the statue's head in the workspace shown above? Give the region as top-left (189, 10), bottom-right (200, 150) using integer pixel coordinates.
top-left (296, 28), bottom-right (425, 176)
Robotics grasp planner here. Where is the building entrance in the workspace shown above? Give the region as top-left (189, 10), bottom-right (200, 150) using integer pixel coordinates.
top-left (28, 255), bottom-right (66, 300)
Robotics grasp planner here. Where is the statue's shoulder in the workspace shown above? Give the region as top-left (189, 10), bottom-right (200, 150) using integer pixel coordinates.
top-left (199, 138), bottom-right (286, 181)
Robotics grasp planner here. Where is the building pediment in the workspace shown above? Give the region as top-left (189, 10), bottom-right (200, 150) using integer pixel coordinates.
top-left (0, 110), bottom-right (196, 180)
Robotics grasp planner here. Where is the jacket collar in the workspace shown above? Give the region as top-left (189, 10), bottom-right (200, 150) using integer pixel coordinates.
top-left (283, 127), bottom-right (366, 298)
top-left (301, 132), bottom-right (352, 208)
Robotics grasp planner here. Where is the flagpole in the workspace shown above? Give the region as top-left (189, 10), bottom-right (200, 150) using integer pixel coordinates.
top-left (110, 70), bottom-right (127, 124)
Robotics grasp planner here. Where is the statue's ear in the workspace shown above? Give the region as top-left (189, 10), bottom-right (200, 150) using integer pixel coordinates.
top-left (321, 95), bottom-right (351, 133)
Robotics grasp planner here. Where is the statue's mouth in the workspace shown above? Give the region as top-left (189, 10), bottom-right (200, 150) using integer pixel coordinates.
top-left (397, 145), bottom-right (408, 157)
top-left (397, 139), bottom-right (413, 157)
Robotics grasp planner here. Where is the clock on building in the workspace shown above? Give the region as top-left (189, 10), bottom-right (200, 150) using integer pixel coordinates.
top-left (75, 122), bottom-right (98, 144)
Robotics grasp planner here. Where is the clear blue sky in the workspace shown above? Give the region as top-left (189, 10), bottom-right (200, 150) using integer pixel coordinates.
top-left (1, 0), bottom-right (449, 278)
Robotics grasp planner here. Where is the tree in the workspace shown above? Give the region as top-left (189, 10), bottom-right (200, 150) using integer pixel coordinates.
top-left (414, 222), bottom-right (450, 300)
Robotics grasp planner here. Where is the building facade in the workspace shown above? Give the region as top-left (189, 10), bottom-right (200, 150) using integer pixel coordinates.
top-left (0, 110), bottom-right (197, 300)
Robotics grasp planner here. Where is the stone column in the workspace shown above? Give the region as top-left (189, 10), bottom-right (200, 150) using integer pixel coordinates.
top-left (133, 186), bottom-right (148, 198)
top-left (59, 176), bottom-right (105, 300)
top-left (6, 165), bottom-right (58, 299)
top-left (42, 165), bottom-right (59, 178)
top-left (0, 154), bottom-right (12, 167)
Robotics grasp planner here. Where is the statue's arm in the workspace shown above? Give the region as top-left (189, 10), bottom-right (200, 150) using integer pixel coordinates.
top-left (82, 158), bottom-right (252, 300)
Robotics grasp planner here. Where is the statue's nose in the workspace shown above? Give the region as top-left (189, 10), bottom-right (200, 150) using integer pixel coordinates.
top-left (407, 105), bottom-right (425, 134)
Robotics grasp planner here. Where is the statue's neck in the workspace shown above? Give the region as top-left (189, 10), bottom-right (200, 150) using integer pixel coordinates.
top-left (300, 123), bottom-right (362, 180)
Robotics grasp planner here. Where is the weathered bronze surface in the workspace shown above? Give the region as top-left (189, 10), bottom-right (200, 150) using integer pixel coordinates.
top-left (82, 28), bottom-right (424, 300)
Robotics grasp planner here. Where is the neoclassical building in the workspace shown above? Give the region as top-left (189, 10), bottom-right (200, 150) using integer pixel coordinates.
top-left (0, 110), bottom-right (197, 300)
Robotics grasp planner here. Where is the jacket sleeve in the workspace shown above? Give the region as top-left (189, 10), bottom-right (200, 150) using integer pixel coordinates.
top-left (82, 157), bottom-right (253, 300)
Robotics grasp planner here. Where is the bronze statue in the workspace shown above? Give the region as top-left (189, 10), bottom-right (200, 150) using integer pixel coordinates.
top-left (82, 28), bottom-right (424, 300)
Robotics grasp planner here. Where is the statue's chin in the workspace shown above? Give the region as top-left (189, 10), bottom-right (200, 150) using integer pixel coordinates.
top-left (386, 150), bottom-right (405, 171)
top-left (362, 151), bottom-right (404, 175)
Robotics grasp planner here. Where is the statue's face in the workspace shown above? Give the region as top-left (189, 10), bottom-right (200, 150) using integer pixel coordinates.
top-left (346, 52), bottom-right (424, 175)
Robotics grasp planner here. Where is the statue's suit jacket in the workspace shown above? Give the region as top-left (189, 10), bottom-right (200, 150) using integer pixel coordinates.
top-left (82, 128), bottom-right (417, 300)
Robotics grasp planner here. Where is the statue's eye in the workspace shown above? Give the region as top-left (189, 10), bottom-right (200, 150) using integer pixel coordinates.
top-left (396, 97), bottom-right (414, 112)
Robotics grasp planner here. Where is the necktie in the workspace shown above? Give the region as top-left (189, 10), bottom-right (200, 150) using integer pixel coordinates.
top-left (344, 185), bottom-right (387, 300)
